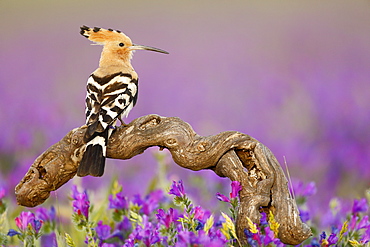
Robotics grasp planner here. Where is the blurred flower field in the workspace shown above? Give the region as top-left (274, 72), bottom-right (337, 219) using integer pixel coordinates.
top-left (1, 0), bottom-right (370, 246)
top-left (0, 175), bottom-right (369, 246)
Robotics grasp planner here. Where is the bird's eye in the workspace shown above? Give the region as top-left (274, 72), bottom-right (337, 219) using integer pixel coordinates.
top-left (119, 43), bottom-right (124, 47)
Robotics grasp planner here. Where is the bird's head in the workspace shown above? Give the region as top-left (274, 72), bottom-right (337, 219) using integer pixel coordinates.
top-left (80, 25), bottom-right (168, 66)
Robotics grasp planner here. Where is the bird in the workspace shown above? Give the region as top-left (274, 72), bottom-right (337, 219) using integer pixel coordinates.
top-left (77, 25), bottom-right (168, 177)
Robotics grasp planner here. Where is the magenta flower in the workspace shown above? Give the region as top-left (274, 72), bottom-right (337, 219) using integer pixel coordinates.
top-left (230, 181), bottom-right (242, 198)
top-left (71, 185), bottom-right (90, 219)
top-left (352, 198), bottom-right (368, 214)
top-left (263, 226), bottom-right (276, 245)
top-left (156, 208), bottom-right (177, 228)
top-left (0, 187), bottom-right (5, 200)
top-left (216, 181), bottom-right (242, 203)
top-left (193, 206), bottom-right (205, 220)
top-left (349, 215), bottom-right (358, 230)
top-left (0, 187), bottom-right (5, 214)
top-left (15, 211), bottom-right (43, 234)
top-left (216, 192), bottom-right (230, 203)
top-left (15, 211), bottom-right (35, 231)
top-left (169, 180), bottom-right (185, 197)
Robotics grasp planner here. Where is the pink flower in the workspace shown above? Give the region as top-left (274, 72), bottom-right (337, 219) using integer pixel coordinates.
top-left (230, 181), bottom-right (242, 199)
top-left (0, 187), bottom-right (5, 200)
top-left (216, 192), bottom-right (230, 203)
top-left (15, 211), bottom-right (43, 234)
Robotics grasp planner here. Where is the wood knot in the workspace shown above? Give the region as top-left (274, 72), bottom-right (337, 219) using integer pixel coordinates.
top-left (197, 141), bottom-right (209, 152)
top-left (72, 137), bottom-right (79, 145)
top-left (165, 138), bottom-right (177, 146)
top-left (139, 116), bottom-right (161, 130)
top-left (197, 143), bottom-right (206, 152)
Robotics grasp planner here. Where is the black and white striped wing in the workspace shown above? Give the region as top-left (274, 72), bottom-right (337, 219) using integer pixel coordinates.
top-left (84, 72), bottom-right (138, 142)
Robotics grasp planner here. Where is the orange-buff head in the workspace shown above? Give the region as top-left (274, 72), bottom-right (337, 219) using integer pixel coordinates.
top-left (80, 25), bottom-right (168, 68)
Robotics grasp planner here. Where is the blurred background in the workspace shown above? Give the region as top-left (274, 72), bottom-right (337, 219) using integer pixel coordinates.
top-left (1, 0), bottom-right (369, 224)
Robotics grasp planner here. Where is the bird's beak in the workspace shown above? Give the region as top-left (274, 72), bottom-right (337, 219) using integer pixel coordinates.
top-left (131, 44), bottom-right (169, 54)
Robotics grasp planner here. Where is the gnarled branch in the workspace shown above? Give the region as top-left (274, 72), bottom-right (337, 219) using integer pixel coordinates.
top-left (15, 114), bottom-right (312, 245)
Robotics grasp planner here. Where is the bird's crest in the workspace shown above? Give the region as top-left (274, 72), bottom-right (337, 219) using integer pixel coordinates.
top-left (80, 25), bottom-right (132, 45)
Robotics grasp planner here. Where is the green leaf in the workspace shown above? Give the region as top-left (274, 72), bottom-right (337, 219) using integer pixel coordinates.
top-left (0, 233), bottom-right (8, 245)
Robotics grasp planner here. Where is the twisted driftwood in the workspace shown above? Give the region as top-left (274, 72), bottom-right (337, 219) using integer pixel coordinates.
top-left (15, 114), bottom-right (312, 245)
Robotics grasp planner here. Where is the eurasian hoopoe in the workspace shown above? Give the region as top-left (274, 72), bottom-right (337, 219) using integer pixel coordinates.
top-left (77, 25), bottom-right (168, 177)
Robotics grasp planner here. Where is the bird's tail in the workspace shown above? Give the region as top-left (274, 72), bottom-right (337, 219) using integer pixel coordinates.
top-left (77, 128), bottom-right (110, 177)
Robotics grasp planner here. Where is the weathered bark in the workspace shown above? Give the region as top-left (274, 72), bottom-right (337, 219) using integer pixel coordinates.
top-left (15, 114), bottom-right (312, 245)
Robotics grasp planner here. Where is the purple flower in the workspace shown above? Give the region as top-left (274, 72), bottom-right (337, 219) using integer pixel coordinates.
top-left (156, 208), bottom-right (177, 228)
top-left (358, 215), bottom-right (370, 229)
top-left (309, 238), bottom-right (320, 247)
top-left (230, 181), bottom-right (242, 199)
top-left (260, 212), bottom-right (268, 225)
top-left (169, 180), bottom-right (185, 197)
top-left (133, 216), bottom-right (161, 247)
top-left (15, 211), bottom-right (35, 231)
top-left (132, 190), bottom-right (164, 215)
top-left (216, 192), bottom-right (230, 203)
top-left (36, 206), bottom-right (56, 223)
top-left (123, 238), bottom-right (135, 247)
top-left (176, 230), bottom-right (203, 246)
top-left (320, 231), bottom-right (326, 242)
top-left (208, 228), bottom-right (227, 243)
top-left (0, 187), bottom-right (5, 200)
top-left (71, 185), bottom-right (90, 219)
top-left (361, 226), bottom-right (370, 244)
top-left (117, 216), bottom-right (132, 232)
top-left (263, 226), bottom-right (275, 245)
top-left (142, 190), bottom-right (164, 215)
top-left (193, 206), bottom-right (205, 220)
top-left (327, 233), bottom-right (338, 245)
top-left (299, 208), bottom-right (310, 222)
top-left (244, 229), bottom-right (258, 247)
top-left (15, 211), bottom-right (43, 234)
top-left (95, 221), bottom-right (112, 244)
top-left (178, 230), bottom-right (226, 247)
top-left (109, 191), bottom-right (128, 210)
top-left (216, 181), bottom-right (242, 203)
top-left (290, 180), bottom-right (317, 198)
top-left (7, 229), bottom-right (20, 237)
top-left (349, 215), bottom-right (358, 230)
top-left (352, 198), bottom-right (368, 214)
top-left (302, 182), bottom-right (317, 197)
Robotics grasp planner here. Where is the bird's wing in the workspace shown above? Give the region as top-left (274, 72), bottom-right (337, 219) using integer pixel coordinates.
top-left (84, 73), bottom-right (137, 142)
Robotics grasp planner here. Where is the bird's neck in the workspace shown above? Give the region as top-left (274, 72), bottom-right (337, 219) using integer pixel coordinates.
top-left (95, 52), bottom-right (136, 78)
